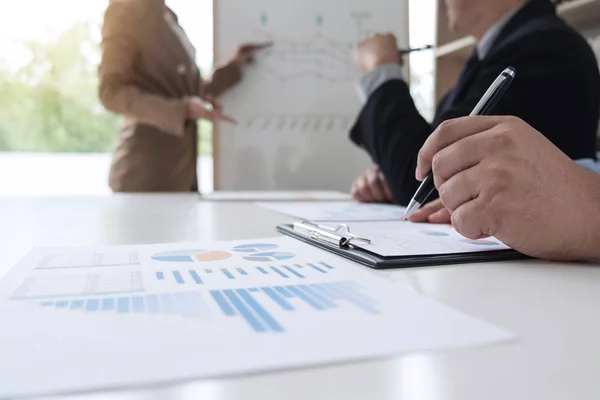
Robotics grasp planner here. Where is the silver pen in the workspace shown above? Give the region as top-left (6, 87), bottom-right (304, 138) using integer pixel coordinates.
top-left (403, 66), bottom-right (517, 220)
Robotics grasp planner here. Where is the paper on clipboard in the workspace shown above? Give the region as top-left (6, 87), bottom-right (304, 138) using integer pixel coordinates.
top-left (314, 221), bottom-right (510, 256)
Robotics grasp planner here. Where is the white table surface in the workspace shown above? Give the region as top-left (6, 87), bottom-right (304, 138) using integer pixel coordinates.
top-left (1, 194), bottom-right (600, 400)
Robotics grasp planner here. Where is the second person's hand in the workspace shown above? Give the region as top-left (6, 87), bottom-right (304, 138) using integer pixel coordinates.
top-left (351, 166), bottom-right (394, 203)
top-left (407, 199), bottom-right (451, 224)
top-left (232, 43), bottom-right (269, 66)
top-left (187, 96), bottom-right (237, 125)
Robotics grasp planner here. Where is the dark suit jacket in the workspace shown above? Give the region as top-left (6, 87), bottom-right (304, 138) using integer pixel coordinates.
top-left (99, 0), bottom-right (241, 192)
top-left (350, 0), bottom-right (600, 206)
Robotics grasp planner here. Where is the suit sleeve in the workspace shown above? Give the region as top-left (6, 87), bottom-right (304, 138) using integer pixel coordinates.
top-left (98, 1), bottom-right (189, 137)
top-left (204, 61), bottom-right (243, 97)
top-left (349, 79), bottom-right (432, 206)
top-left (350, 30), bottom-right (600, 206)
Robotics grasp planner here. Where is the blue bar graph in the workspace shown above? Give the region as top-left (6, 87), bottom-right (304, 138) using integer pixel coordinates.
top-left (71, 300), bottom-right (85, 309)
top-left (35, 272), bottom-right (377, 336)
top-left (39, 292), bottom-right (210, 320)
top-left (308, 263), bottom-right (327, 274)
top-left (283, 266), bottom-right (304, 279)
top-left (298, 284), bottom-right (336, 308)
top-left (173, 271), bottom-right (185, 284)
top-left (209, 281), bottom-right (379, 333)
top-left (256, 267), bottom-right (268, 275)
top-left (146, 294), bottom-right (160, 313)
top-left (223, 289), bottom-right (266, 332)
top-left (161, 293), bottom-right (176, 315)
top-left (189, 270), bottom-right (203, 284)
top-left (132, 296), bottom-right (145, 313)
top-left (117, 297), bottom-right (129, 313)
top-left (210, 290), bottom-right (236, 316)
top-left (101, 298), bottom-right (114, 311)
top-left (287, 285), bottom-right (325, 310)
top-left (237, 289), bottom-right (284, 332)
top-left (275, 286), bottom-right (293, 298)
top-left (262, 287), bottom-right (294, 310)
top-left (312, 283), bottom-right (342, 300)
top-left (324, 284), bottom-right (379, 314)
top-left (56, 301), bottom-right (69, 308)
top-left (86, 299), bottom-right (99, 312)
top-left (270, 266), bottom-right (289, 278)
top-left (154, 262), bottom-right (335, 286)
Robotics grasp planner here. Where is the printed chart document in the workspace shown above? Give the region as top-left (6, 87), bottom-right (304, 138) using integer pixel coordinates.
top-left (258, 201), bottom-right (406, 221)
top-left (203, 190), bottom-right (351, 202)
top-left (0, 237), bottom-right (513, 398)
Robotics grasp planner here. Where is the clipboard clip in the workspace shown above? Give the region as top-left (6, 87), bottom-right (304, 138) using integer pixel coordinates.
top-left (292, 221), bottom-right (372, 248)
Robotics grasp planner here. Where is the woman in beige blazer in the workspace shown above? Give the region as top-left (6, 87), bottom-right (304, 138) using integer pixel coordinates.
top-left (99, 0), bottom-right (258, 192)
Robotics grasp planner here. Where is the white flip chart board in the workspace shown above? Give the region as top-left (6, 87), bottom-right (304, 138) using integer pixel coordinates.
top-left (214, 0), bottom-right (408, 190)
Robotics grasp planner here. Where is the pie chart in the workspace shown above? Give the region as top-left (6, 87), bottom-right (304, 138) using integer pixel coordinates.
top-left (152, 249), bottom-right (232, 262)
top-left (243, 252), bottom-right (296, 262)
top-left (232, 243), bottom-right (278, 253)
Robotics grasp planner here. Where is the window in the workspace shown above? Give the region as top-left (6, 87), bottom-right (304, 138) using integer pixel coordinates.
top-left (408, 0), bottom-right (436, 122)
top-left (0, 0), bottom-right (214, 195)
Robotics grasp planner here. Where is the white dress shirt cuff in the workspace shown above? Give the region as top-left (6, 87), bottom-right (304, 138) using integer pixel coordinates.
top-left (576, 158), bottom-right (600, 174)
top-left (355, 63), bottom-right (404, 104)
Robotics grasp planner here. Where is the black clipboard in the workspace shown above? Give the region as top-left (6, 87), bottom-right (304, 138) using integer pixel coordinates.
top-left (277, 221), bottom-right (527, 269)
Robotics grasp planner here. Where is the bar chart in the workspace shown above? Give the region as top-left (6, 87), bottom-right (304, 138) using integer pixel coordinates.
top-left (243, 252), bottom-right (296, 262)
top-left (231, 243), bottom-right (279, 253)
top-left (210, 280), bottom-right (380, 333)
top-left (38, 291), bottom-right (212, 320)
top-left (34, 279), bottom-right (378, 333)
top-left (154, 262), bottom-right (335, 285)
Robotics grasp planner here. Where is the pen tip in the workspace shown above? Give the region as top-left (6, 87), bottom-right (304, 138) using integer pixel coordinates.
top-left (403, 200), bottom-right (422, 221)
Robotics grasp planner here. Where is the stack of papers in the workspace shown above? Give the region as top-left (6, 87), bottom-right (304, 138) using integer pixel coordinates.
top-left (258, 201), bottom-right (406, 221)
top-left (203, 191), bottom-right (351, 202)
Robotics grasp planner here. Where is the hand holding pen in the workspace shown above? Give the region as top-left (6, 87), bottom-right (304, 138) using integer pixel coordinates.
top-left (403, 66), bottom-right (517, 219)
top-left (353, 33), bottom-right (433, 72)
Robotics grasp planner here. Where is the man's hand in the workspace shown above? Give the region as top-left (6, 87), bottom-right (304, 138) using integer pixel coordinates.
top-left (187, 96), bottom-right (237, 125)
top-left (407, 199), bottom-right (452, 224)
top-left (232, 43), bottom-right (266, 65)
top-left (416, 116), bottom-right (600, 261)
top-left (351, 166), bottom-right (394, 203)
top-left (353, 34), bottom-right (401, 74)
